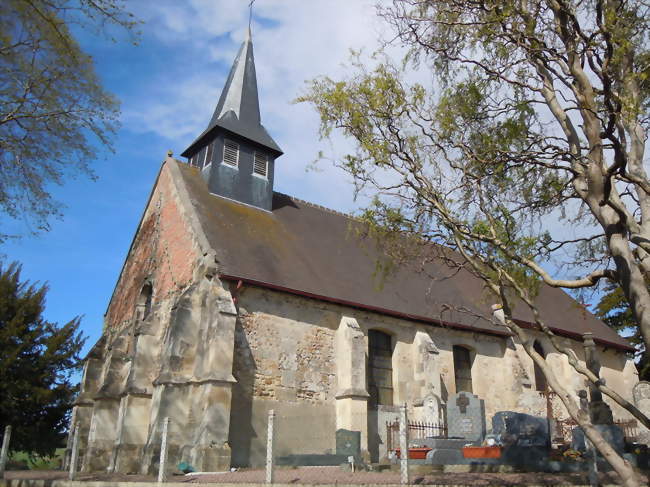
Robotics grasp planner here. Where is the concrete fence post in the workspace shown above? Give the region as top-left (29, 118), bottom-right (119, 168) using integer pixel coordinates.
top-left (158, 417), bottom-right (170, 483)
top-left (266, 409), bottom-right (275, 484)
top-left (68, 424), bottom-right (80, 481)
top-left (0, 425), bottom-right (12, 479)
top-left (399, 404), bottom-right (409, 485)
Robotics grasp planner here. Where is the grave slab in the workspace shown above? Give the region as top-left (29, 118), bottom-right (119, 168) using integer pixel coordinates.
top-left (491, 411), bottom-right (550, 447)
top-left (571, 424), bottom-right (625, 455)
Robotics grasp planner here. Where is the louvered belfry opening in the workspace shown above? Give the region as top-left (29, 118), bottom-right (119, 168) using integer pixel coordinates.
top-left (223, 140), bottom-right (239, 167)
top-left (253, 151), bottom-right (268, 177)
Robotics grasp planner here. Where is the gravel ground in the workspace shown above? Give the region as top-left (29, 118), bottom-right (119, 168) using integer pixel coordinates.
top-left (5, 468), bottom-right (647, 485)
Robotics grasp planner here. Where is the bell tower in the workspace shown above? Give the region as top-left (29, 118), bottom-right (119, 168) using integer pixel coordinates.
top-left (181, 28), bottom-right (282, 211)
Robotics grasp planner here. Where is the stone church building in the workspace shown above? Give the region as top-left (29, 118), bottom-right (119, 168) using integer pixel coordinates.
top-left (70, 30), bottom-right (639, 473)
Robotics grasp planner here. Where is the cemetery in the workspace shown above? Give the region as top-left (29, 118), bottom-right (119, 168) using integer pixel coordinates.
top-left (384, 391), bottom-right (647, 475)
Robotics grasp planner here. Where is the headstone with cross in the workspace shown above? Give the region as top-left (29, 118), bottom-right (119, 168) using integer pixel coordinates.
top-left (456, 393), bottom-right (470, 413)
top-left (446, 392), bottom-right (486, 443)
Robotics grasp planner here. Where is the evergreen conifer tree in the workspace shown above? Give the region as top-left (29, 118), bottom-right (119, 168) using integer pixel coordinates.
top-left (0, 262), bottom-right (85, 456)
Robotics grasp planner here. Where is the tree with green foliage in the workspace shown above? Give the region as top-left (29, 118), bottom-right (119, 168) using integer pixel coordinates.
top-left (0, 0), bottom-right (138, 239)
top-left (0, 262), bottom-right (85, 456)
top-left (596, 281), bottom-right (650, 381)
top-left (300, 0), bottom-right (649, 484)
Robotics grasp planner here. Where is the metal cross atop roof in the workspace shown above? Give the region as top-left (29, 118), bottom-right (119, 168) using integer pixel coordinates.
top-left (248, 0), bottom-right (256, 29)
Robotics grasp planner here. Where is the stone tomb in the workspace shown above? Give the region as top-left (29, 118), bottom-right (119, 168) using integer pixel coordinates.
top-left (571, 424), bottom-right (625, 456)
top-left (446, 392), bottom-right (486, 443)
top-left (412, 438), bottom-right (469, 465)
top-left (491, 411), bottom-right (550, 447)
top-left (408, 393), bottom-right (487, 466)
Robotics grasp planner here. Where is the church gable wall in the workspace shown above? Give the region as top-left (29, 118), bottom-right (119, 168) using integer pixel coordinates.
top-left (105, 164), bottom-right (202, 332)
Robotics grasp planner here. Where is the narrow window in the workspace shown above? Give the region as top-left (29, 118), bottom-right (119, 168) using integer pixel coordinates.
top-left (136, 282), bottom-right (153, 321)
top-left (533, 341), bottom-right (548, 392)
top-left (223, 140), bottom-right (239, 167)
top-left (204, 142), bottom-right (214, 168)
top-left (453, 345), bottom-right (473, 393)
top-left (368, 330), bottom-right (393, 406)
top-left (253, 152), bottom-right (268, 177)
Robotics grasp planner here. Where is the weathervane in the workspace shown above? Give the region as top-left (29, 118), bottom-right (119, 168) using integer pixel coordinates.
top-left (248, 0), bottom-right (256, 30)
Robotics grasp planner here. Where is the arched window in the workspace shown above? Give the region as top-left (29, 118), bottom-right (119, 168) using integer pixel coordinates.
top-left (533, 340), bottom-right (548, 392)
top-left (136, 282), bottom-right (153, 321)
top-left (453, 345), bottom-right (473, 393)
top-left (368, 330), bottom-right (393, 406)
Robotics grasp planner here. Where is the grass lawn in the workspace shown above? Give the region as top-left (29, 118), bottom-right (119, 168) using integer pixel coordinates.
top-left (9, 448), bottom-right (65, 470)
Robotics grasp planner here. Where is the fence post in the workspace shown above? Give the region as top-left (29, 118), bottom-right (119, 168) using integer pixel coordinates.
top-left (0, 425), bottom-right (12, 479)
top-left (266, 409), bottom-right (275, 484)
top-left (158, 417), bottom-right (170, 483)
top-left (68, 424), bottom-right (80, 481)
top-left (399, 404), bottom-right (409, 485)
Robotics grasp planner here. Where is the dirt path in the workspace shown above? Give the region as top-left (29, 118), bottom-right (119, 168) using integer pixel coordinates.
top-left (5, 467), bottom-right (646, 485)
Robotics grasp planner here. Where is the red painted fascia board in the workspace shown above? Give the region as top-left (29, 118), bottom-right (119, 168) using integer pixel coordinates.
top-left (221, 274), bottom-right (635, 353)
top-left (220, 273), bottom-right (510, 338)
top-left (512, 319), bottom-right (636, 353)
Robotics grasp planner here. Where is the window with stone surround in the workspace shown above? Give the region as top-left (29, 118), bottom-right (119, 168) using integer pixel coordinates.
top-left (368, 329), bottom-right (393, 406)
top-left (453, 345), bottom-right (473, 393)
top-left (136, 282), bottom-right (153, 321)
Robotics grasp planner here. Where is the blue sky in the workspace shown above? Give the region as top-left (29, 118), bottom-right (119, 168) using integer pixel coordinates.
top-left (2, 0), bottom-right (391, 353)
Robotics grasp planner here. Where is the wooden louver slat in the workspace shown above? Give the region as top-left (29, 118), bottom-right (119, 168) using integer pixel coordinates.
top-left (223, 140), bottom-right (239, 167)
top-left (253, 152), bottom-right (267, 177)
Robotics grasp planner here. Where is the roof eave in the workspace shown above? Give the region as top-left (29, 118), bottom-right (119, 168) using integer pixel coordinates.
top-left (220, 273), bottom-right (636, 353)
top-left (180, 123), bottom-right (283, 159)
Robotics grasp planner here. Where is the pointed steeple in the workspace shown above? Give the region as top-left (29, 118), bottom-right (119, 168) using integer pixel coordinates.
top-left (210, 27), bottom-right (260, 128)
top-left (181, 29), bottom-right (282, 158)
top-left (181, 27), bottom-right (282, 212)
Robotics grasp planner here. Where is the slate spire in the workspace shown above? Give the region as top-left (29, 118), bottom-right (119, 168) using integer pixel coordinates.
top-left (210, 27), bottom-right (260, 128)
top-left (181, 28), bottom-right (282, 157)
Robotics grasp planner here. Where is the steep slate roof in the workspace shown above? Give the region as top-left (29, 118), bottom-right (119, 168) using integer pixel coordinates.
top-left (175, 161), bottom-right (634, 352)
top-left (181, 29), bottom-right (282, 158)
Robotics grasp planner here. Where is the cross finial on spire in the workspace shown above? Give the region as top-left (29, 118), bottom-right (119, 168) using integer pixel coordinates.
top-left (248, 0), bottom-right (256, 30)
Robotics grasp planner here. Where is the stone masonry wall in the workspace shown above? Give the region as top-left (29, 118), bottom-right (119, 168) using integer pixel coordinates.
top-left (227, 285), bottom-right (639, 466)
top-left (74, 161), bottom-right (228, 474)
top-left (105, 165), bottom-right (201, 331)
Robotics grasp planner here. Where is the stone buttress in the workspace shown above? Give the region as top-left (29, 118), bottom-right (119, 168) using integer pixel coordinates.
top-left (69, 158), bottom-right (240, 474)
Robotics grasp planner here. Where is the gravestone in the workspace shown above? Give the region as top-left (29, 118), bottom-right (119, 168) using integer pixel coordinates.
top-left (423, 394), bottom-right (443, 424)
top-left (571, 424), bottom-right (625, 456)
top-left (446, 392), bottom-right (486, 443)
top-left (491, 411), bottom-right (549, 447)
top-left (633, 381), bottom-right (650, 413)
top-left (633, 381), bottom-right (650, 445)
top-left (335, 429), bottom-right (361, 459)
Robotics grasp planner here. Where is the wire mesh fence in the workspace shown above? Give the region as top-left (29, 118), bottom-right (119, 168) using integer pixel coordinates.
top-left (180, 407), bottom-right (411, 484)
